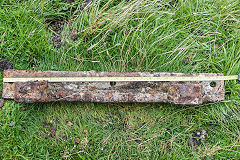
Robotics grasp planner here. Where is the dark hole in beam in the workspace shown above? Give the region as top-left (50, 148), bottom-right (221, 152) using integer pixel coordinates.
top-left (210, 81), bottom-right (216, 88)
top-left (110, 82), bottom-right (116, 87)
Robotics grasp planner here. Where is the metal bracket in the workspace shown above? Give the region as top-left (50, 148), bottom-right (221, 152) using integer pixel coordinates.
top-left (2, 70), bottom-right (225, 105)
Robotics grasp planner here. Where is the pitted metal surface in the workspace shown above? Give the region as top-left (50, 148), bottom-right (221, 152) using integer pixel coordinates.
top-left (2, 70), bottom-right (225, 104)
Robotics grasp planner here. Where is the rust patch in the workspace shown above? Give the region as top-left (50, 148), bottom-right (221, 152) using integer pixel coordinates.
top-left (2, 70), bottom-right (225, 105)
top-left (14, 81), bottom-right (48, 103)
top-left (174, 85), bottom-right (202, 104)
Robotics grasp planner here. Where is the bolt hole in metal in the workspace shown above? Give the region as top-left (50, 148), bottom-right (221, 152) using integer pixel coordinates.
top-left (110, 81), bottom-right (116, 87)
top-left (210, 81), bottom-right (216, 87)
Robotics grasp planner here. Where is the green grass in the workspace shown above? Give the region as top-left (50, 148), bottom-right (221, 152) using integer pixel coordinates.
top-left (0, 0), bottom-right (240, 159)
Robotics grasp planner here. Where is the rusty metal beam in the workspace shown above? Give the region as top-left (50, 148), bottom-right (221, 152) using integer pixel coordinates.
top-left (2, 70), bottom-right (225, 105)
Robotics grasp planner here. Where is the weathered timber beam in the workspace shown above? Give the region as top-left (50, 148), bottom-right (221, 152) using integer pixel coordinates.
top-left (2, 70), bottom-right (225, 105)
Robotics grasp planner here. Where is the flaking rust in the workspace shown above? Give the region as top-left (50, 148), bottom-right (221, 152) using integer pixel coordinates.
top-left (2, 70), bottom-right (225, 105)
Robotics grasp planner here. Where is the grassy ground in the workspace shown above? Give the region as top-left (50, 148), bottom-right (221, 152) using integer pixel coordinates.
top-left (0, 0), bottom-right (240, 159)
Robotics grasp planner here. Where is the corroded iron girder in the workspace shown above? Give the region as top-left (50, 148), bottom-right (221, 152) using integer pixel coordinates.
top-left (2, 70), bottom-right (225, 105)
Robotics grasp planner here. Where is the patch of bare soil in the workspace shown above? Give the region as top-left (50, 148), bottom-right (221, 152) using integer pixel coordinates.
top-left (188, 129), bottom-right (208, 150)
top-left (47, 0), bottom-right (91, 48)
top-left (42, 121), bottom-right (57, 138)
top-left (0, 58), bottom-right (13, 71)
top-left (48, 20), bottom-right (65, 48)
